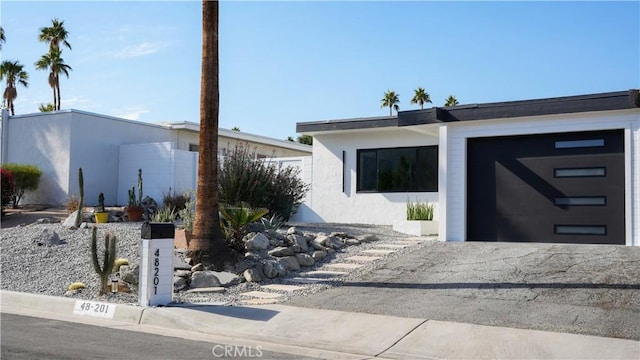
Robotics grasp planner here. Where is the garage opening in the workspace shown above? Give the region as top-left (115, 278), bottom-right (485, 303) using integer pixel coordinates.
top-left (466, 129), bottom-right (624, 245)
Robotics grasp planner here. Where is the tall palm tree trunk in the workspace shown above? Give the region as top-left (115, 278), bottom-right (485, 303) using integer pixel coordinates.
top-left (55, 74), bottom-right (61, 110)
top-left (190, 0), bottom-right (236, 268)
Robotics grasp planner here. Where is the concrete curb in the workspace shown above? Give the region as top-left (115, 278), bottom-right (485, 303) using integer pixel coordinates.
top-left (2, 290), bottom-right (639, 359)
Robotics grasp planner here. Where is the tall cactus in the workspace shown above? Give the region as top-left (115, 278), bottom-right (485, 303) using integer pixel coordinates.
top-left (74, 168), bottom-right (84, 227)
top-left (137, 168), bottom-right (143, 205)
top-left (90, 226), bottom-right (117, 294)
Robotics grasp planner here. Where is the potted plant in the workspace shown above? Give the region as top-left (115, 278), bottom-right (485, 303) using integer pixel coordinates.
top-left (94, 193), bottom-right (109, 223)
top-left (392, 199), bottom-right (439, 236)
top-left (175, 190), bottom-right (195, 249)
top-left (125, 169), bottom-right (144, 222)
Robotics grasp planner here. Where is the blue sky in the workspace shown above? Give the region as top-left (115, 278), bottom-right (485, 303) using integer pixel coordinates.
top-left (1, 1), bottom-right (638, 140)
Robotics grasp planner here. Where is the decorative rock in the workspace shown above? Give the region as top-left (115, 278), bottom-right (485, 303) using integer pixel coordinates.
top-left (264, 229), bottom-right (285, 241)
top-left (295, 253), bottom-right (315, 266)
top-left (286, 226), bottom-right (298, 235)
top-left (346, 239), bottom-right (361, 246)
top-left (119, 264), bottom-right (140, 285)
top-left (291, 244), bottom-right (303, 253)
top-left (190, 271), bottom-right (222, 288)
top-left (62, 211), bottom-right (79, 227)
top-left (330, 232), bottom-right (348, 238)
top-left (212, 271), bottom-right (241, 287)
top-left (79, 222), bottom-right (89, 229)
top-left (174, 256), bottom-right (191, 270)
top-left (185, 257), bottom-right (194, 265)
top-left (288, 234), bottom-right (309, 252)
top-left (312, 250), bottom-right (327, 261)
top-left (357, 234), bottom-right (379, 243)
top-left (174, 276), bottom-right (189, 292)
top-left (175, 270), bottom-right (192, 278)
top-left (244, 252), bottom-right (263, 262)
top-left (243, 268), bottom-right (263, 282)
top-left (64, 290), bottom-right (80, 297)
top-left (245, 233), bottom-right (270, 251)
top-left (35, 229), bottom-right (62, 246)
top-left (262, 260), bottom-right (287, 279)
top-left (309, 237), bottom-right (328, 251)
top-left (326, 248), bottom-right (336, 254)
top-left (327, 236), bottom-right (345, 249)
top-left (277, 256), bottom-right (300, 271)
top-left (191, 263), bottom-right (205, 272)
top-left (35, 218), bottom-right (51, 224)
top-left (268, 246), bottom-right (295, 257)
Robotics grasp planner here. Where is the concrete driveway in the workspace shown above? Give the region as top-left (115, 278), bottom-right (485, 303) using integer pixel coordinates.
top-left (285, 241), bottom-right (640, 340)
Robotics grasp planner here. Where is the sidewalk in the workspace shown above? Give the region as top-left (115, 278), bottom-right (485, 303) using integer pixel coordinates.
top-left (2, 290), bottom-right (638, 359)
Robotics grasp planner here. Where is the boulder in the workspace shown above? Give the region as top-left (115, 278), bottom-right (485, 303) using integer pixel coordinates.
top-left (277, 256), bottom-right (300, 271)
top-left (35, 228), bottom-right (62, 246)
top-left (119, 264), bottom-right (140, 285)
top-left (286, 226), bottom-right (298, 235)
top-left (309, 236), bottom-right (328, 251)
top-left (244, 252), bottom-right (263, 262)
top-left (330, 232), bottom-right (348, 238)
top-left (174, 270), bottom-right (192, 278)
top-left (243, 268), bottom-right (263, 283)
top-left (311, 250), bottom-right (327, 261)
top-left (173, 276), bottom-right (189, 292)
top-left (295, 253), bottom-right (315, 267)
top-left (212, 271), bottom-right (241, 287)
top-left (62, 211), bottom-right (79, 227)
top-left (288, 234), bottom-right (309, 252)
top-left (190, 271), bottom-right (222, 288)
top-left (264, 229), bottom-right (286, 242)
top-left (245, 233), bottom-right (270, 251)
top-left (268, 246), bottom-right (295, 257)
top-left (262, 260), bottom-right (287, 279)
top-left (346, 239), bottom-right (361, 246)
top-left (328, 236), bottom-right (346, 249)
top-left (174, 256), bottom-right (191, 270)
top-left (357, 234), bottom-right (379, 243)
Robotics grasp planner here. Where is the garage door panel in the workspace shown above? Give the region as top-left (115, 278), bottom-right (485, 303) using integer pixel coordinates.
top-left (467, 129), bottom-right (624, 245)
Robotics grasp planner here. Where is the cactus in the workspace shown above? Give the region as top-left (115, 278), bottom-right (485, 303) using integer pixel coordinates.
top-left (137, 168), bottom-right (143, 205)
top-left (90, 226), bottom-right (117, 295)
top-left (112, 258), bottom-right (129, 272)
top-left (74, 168), bottom-right (84, 227)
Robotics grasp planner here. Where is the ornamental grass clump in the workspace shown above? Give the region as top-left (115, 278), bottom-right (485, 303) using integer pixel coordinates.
top-left (407, 200), bottom-right (434, 221)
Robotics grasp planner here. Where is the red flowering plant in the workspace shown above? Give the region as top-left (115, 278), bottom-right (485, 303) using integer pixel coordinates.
top-left (1, 169), bottom-right (15, 210)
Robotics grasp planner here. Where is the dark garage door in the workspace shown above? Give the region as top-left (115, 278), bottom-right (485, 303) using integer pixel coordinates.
top-left (467, 129), bottom-right (624, 245)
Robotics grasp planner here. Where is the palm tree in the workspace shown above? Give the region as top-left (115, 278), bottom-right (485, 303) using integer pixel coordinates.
top-left (380, 90), bottom-right (400, 116)
top-left (1, 60), bottom-right (29, 116)
top-left (38, 19), bottom-right (72, 52)
top-left (190, 0), bottom-right (236, 267)
top-left (38, 103), bottom-right (56, 112)
top-left (411, 87), bottom-right (432, 110)
top-left (0, 26), bottom-right (5, 50)
top-left (35, 48), bottom-right (72, 110)
top-left (444, 95), bottom-right (459, 107)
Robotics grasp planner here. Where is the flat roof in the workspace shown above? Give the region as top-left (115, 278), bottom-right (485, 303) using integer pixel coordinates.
top-left (297, 90), bottom-right (640, 133)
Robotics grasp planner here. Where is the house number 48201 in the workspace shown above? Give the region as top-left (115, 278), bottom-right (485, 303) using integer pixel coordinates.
top-left (153, 248), bottom-right (160, 295)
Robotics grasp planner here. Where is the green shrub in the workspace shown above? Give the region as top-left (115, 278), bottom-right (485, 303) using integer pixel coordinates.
top-left (162, 188), bottom-right (189, 213)
top-left (152, 206), bottom-right (177, 223)
top-left (218, 145), bottom-right (309, 221)
top-left (178, 190), bottom-right (195, 232)
top-left (1, 163), bottom-right (42, 208)
top-left (407, 200), bottom-right (434, 221)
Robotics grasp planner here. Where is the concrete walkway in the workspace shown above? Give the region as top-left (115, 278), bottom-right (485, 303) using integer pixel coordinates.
top-left (2, 290), bottom-right (638, 359)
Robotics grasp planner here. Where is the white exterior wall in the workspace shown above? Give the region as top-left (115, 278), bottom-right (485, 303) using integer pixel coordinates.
top-left (2, 112), bottom-right (72, 205)
top-left (308, 129), bottom-right (439, 225)
top-left (265, 156), bottom-right (313, 222)
top-left (443, 109), bottom-right (640, 246)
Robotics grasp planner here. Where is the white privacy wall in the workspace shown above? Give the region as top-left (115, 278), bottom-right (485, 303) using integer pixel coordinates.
top-left (118, 142), bottom-right (198, 206)
top-left (443, 109), bottom-right (640, 246)
top-left (265, 156), bottom-right (313, 222)
top-left (307, 128), bottom-right (439, 225)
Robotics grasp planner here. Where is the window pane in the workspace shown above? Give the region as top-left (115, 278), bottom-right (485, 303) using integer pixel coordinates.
top-left (555, 167), bottom-right (605, 177)
top-left (554, 197), bottom-right (606, 206)
top-left (358, 151), bottom-right (377, 191)
top-left (555, 139), bottom-right (604, 149)
top-left (356, 146), bottom-right (438, 192)
top-left (555, 225), bottom-right (606, 235)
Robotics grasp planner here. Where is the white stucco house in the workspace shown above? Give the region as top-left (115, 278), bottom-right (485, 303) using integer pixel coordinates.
top-left (296, 90), bottom-right (640, 246)
top-left (0, 109), bottom-right (311, 209)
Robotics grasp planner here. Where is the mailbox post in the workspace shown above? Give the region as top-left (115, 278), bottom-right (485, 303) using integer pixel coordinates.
top-left (139, 222), bottom-right (174, 306)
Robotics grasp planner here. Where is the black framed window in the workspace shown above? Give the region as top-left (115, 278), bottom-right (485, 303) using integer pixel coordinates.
top-left (357, 146), bottom-right (437, 192)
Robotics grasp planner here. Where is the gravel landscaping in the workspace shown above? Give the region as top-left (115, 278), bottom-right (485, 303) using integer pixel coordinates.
top-left (0, 219), bottom-right (422, 306)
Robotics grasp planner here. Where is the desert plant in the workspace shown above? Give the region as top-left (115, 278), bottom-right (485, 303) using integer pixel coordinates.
top-left (74, 168), bottom-right (84, 227)
top-left (1, 169), bottom-right (14, 208)
top-left (406, 200), bottom-right (434, 221)
top-left (178, 190), bottom-right (195, 232)
top-left (162, 188), bottom-right (189, 213)
top-left (1, 163), bottom-right (42, 208)
top-left (67, 282), bottom-right (86, 291)
top-left (152, 206), bottom-right (177, 222)
top-left (65, 195), bottom-right (79, 213)
top-left (90, 226), bottom-right (117, 295)
top-left (112, 258), bottom-right (129, 272)
top-left (219, 203), bottom-right (269, 252)
top-left (218, 145), bottom-right (308, 221)
top-left (261, 214), bottom-right (284, 231)
top-left (95, 192), bottom-right (105, 213)
top-left (127, 169), bottom-right (143, 208)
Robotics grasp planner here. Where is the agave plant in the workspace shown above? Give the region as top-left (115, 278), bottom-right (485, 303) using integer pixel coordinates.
top-left (219, 203), bottom-right (269, 252)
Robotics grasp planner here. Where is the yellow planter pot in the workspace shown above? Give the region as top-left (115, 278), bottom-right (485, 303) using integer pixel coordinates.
top-left (94, 212), bottom-right (109, 223)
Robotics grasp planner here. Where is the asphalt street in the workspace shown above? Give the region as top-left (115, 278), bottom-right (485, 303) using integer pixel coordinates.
top-left (286, 241), bottom-right (640, 340)
top-left (1, 313), bottom-right (319, 360)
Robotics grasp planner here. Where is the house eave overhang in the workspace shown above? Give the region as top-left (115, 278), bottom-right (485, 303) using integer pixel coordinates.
top-left (296, 116), bottom-right (398, 134)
